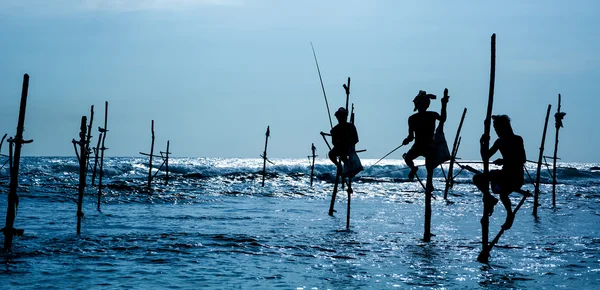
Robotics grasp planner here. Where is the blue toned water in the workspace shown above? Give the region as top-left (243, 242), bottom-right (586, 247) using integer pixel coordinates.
top-left (1, 157), bottom-right (599, 289)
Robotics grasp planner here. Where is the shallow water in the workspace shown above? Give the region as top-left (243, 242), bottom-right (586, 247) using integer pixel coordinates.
top-left (1, 157), bottom-right (599, 289)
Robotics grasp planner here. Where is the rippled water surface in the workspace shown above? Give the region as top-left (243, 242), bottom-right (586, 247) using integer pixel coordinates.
top-left (1, 157), bottom-right (599, 289)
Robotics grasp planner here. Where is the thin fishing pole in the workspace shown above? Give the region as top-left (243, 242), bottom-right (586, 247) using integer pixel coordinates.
top-left (366, 144), bottom-right (404, 171)
top-left (310, 42), bottom-right (333, 129)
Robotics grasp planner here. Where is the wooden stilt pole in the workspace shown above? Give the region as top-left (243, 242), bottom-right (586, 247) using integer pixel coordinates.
top-left (3, 74), bottom-right (32, 250)
top-left (309, 143), bottom-right (316, 187)
top-left (533, 104), bottom-right (552, 217)
top-left (74, 116), bottom-right (88, 235)
top-left (91, 131), bottom-right (102, 186)
top-left (346, 177), bottom-right (351, 230)
top-left (477, 34), bottom-right (496, 263)
top-left (444, 108), bottom-right (467, 199)
top-left (480, 191), bottom-right (530, 259)
top-left (164, 140), bottom-right (170, 185)
top-left (97, 101), bottom-right (108, 210)
top-left (147, 120), bottom-right (155, 191)
top-left (552, 94), bottom-right (565, 208)
top-left (261, 126), bottom-right (270, 187)
top-left (85, 106), bottom-right (94, 175)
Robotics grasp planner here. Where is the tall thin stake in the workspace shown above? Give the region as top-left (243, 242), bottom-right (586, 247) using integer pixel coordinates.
top-left (444, 108), bottom-right (467, 199)
top-left (85, 106), bottom-right (94, 175)
top-left (91, 131), bottom-right (102, 186)
top-left (97, 101), bottom-right (108, 210)
top-left (552, 94), bottom-right (564, 208)
top-left (477, 34), bottom-right (496, 263)
top-left (309, 143), bottom-right (316, 187)
top-left (164, 140), bottom-right (170, 185)
top-left (343, 77), bottom-right (351, 119)
top-left (533, 104), bottom-right (552, 217)
top-left (262, 126), bottom-right (270, 187)
top-left (148, 120), bottom-right (155, 191)
top-left (75, 116), bottom-right (88, 235)
top-left (4, 74), bottom-right (32, 250)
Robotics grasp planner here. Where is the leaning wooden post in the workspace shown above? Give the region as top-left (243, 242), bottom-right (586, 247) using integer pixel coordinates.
top-left (91, 131), bottom-right (102, 186)
top-left (164, 140), bottom-right (170, 185)
top-left (533, 104), bottom-right (552, 217)
top-left (261, 126), bottom-right (270, 187)
top-left (477, 34), bottom-right (496, 263)
top-left (147, 120), bottom-right (155, 190)
top-left (309, 143), bottom-right (316, 186)
top-left (74, 116), bottom-right (88, 235)
top-left (85, 105), bottom-right (94, 176)
top-left (3, 74), bottom-right (32, 250)
top-left (444, 108), bottom-right (467, 199)
top-left (552, 94), bottom-right (565, 208)
top-left (97, 101), bottom-right (108, 210)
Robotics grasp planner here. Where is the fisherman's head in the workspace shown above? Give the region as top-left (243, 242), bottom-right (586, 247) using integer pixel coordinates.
top-left (492, 115), bottom-right (514, 137)
top-left (334, 107), bottom-right (348, 122)
top-left (413, 90), bottom-right (436, 112)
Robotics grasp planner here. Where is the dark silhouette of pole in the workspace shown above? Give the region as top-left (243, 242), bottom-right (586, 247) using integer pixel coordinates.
top-left (91, 131), bottom-right (102, 186)
top-left (552, 94), bottom-right (565, 208)
top-left (164, 141), bottom-right (170, 185)
top-left (4, 74), bottom-right (32, 250)
top-left (343, 77), bottom-right (350, 119)
top-left (444, 108), bottom-right (467, 199)
top-left (533, 104), bottom-right (552, 217)
top-left (74, 116), bottom-right (88, 235)
top-left (85, 105), bottom-right (94, 176)
top-left (262, 126), bottom-right (270, 187)
top-left (479, 190), bottom-right (530, 259)
top-left (97, 101), bottom-right (108, 210)
top-left (478, 34), bottom-right (496, 263)
top-left (309, 143), bottom-right (316, 187)
top-left (310, 42), bottom-right (333, 129)
top-left (148, 120), bottom-right (155, 191)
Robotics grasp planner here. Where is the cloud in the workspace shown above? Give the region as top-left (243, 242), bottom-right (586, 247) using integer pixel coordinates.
top-left (0, 0), bottom-right (240, 15)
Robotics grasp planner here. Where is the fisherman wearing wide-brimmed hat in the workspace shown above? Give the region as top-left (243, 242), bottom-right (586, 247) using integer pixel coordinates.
top-left (329, 107), bottom-right (359, 172)
top-left (402, 90), bottom-right (449, 191)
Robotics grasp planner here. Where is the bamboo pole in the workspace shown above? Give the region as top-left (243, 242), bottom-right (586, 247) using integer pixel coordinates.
top-left (343, 77), bottom-right (351, 119)
top-left (477, 34), bottom-right (496, 263)
top-left (148, 120), bottom-right (155, 191)
top-left (533, 104), bottom-right (552, 217)
top-left (164, 141), bottom-right (170, 185)
top-left (85, 105), bottom-right (94, 175)
top-left (309, 143), bottom-right (316, 187)
top-left (3, 74), bottom-right (32, 250)
top-left (479, 190), bottom-right (530, 259)
top-left (97, 101), bottom-right (108, 210)
top-left (75, 116), bottom-right (88, 235)
top-left (262, 126), bottom-right (270, 187)
top-left (91, 131), bottom-right (102, 186)
top-left (444, 108), bottom-right (467, 199)
top-left (329, 168), bottom-right (340, 216)
top-left (552, 94), bottom-right (565, 208)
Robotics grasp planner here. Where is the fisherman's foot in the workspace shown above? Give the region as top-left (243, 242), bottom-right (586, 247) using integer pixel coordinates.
top-left (501, 213), bottom-right (515, 230)
top-left (408, 167), bottom-right (418, 181)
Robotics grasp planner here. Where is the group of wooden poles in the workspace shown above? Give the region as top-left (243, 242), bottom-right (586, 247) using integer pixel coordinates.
top-left (1, 74), bottom-right (174, 250)
top-left (3, 35), bottom-right (567, 263)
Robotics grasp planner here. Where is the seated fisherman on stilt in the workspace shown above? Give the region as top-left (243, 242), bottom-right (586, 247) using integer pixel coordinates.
top-left (328, 107), bottom-right (359, 188)
top-left (402, 90), bottom-right (449, 192)
top-left (473, 115), bottom-right (527, 230)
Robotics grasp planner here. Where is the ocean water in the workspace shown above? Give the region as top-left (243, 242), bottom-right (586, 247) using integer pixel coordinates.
top-left (1, 157), bottom-right (599, 289)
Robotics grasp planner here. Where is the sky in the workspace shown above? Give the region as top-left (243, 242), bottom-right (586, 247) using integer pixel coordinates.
top-left (0, 0), bottom-right (598, 162)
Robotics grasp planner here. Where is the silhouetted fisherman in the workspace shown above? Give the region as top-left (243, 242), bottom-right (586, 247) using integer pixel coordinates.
top-left (329, 107), bottom-right (359, 175)
top-left (474, 115), bottom-right (526, 230)
top-left (402, 90), bottom-right (449, 191)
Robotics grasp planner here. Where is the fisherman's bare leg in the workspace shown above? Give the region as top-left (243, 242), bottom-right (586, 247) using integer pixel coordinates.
top-left (500, 192), bottom-right (515, 229)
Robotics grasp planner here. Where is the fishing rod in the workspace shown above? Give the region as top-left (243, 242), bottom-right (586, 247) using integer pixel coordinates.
top-left (310, 42), bottom-right (333, 129)
top-left (365, 144), bottom-right (405, 171)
